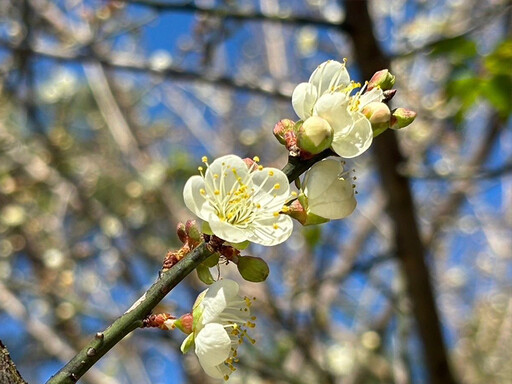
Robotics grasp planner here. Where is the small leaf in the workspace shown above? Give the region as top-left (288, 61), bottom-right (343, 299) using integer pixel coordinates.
top-left (201, 221), bottom-right (213, 235)
top-left (227, 240), bottom-right (250, 250)
top-left (202, 253), bottom-right (220, 268)
top-left (196, 264), bottom-right (215, 285)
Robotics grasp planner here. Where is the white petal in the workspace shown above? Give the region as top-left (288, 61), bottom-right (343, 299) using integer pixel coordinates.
top-left (204, 154), bottom-right (250, 195)
top-left (309, 60), bottom-right (350, 96)
top-left (292, 82), bottom-right (318, 120)
top-left (183, 175), bottom-right (209, 220)
top-left (358, 88), bottom-right (384, 108)
top-left (247, 214), bottom-right (293, 246)
top-left (201, 279), bottom-right (240, 323)
top-left (251, 167), bottom-right (290, 210)
top-left (309, 192), bottom-right (356, 219)
top-left (303, 159), bottom-right (357, 219)
top-left (195, 323), bottom-right (232, 367)
top-left (208, 216), bottom-right (250, 244)
top-left (303, 159), bottom-right (342, 200)
top-left (331, 113), bottom-right (373, 159)
top-left (313, 93), bottom-right (352, 134)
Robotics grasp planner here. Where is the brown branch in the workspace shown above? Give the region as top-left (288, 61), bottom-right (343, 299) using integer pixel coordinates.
top-left (0, 340), bottom-right (28, 384)
top-left (344, 1), bottom-right (458, 384)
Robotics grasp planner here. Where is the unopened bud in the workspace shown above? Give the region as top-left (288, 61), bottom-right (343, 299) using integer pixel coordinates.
top-left (176, 222), bottom-right (187, 244)
top-left (390, 108), bottom-right (417, 129)
top-left (382, 89), bottom-right (397, 102)
top-left (273, 119), bottom-right (295, 145)
top-left (185, 219), bottom-right (201, 244)
top-left (237, 256), bottom-right (269, 282)
top-left (367, 69), bottom-right (395, 91)
top-left (297, 116), bottom-right (333, 157)
top-left (361, 102), bottom-right (391, 137)
top-left (170, 313), bottom-right (193, 334)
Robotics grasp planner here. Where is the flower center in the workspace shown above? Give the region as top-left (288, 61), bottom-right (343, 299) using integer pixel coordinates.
top-left (198, 157), bottom-right (282, 228)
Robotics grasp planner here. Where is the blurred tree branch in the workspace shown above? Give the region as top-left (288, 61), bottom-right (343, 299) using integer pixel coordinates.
top-left (119, 0), bottom-right (347, 30)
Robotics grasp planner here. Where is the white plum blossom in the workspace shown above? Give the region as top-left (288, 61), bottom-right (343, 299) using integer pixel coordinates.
top-left (301, 159), bottom-right (356, 219)
top-left (183, 154), bottom-right (293, 246)
top-left (174, 279), bottom-right (256, 380)
top-left (292, 60), bottom-right (385, 158)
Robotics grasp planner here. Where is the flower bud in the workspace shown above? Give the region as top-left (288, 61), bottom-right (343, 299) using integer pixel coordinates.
top-left (382, 89), bottom-right (397, 102)
top-left (168, 313), bottom-right (193, 334)
top-left (185, 219), bottom-right (202, 244)
top-left (237, 255), bottom-right (270, 282)
top-left (367, 69), bottom-right (396, 91)
top-left (177, 222), bottom-right (188, 244)
top-left (273, 119), bottom-right (295, 145)
top-left (297, 116), bottom-right (333, 157)
top-left (390, 108), bottom-right (417, 129)
top-left (361, 102), bottom-right (391, 137)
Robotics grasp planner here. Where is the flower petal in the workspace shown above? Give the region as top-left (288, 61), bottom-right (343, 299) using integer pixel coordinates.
top-left (204, 155), bottom-right (250, 196)
top-left (208, 216), bottom-right (250, 244)
top-left (313, 93), bottom-right (352, 134)
top-left (358, 87), bottom-right (384, 108)
top-left (331, 113), bottom-right (373, 159)
top-left (195, 323), bottom-right (232, 367)
top-left (201, 279), bottom-right (240, 324)
top-left (251, 167), bottom-right (290, 211)
top-left (292, 82), bottom-right (318, 120)
top-left (183, 175), bottom-right (209, 221)
top-left (309, 60), bottom-right (350, 96)
top-left (247, 214), bottom-right (293, 246)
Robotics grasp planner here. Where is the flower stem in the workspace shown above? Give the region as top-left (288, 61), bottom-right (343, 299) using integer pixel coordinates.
top-left (45, 242), bottom-right (215, 384)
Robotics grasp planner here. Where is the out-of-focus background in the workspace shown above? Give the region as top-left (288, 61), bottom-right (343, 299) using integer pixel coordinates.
top-left (0, 0), bottom-right (511, 383)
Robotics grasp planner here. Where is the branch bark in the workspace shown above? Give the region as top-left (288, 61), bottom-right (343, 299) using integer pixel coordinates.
top-left (0, 340), bottom-right (28, 384)
top-left (344, 2), bottom-right (458, 384)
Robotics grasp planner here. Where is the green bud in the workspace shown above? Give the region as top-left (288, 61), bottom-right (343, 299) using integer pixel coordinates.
top-left (237, 256), bottom-right (269, 282)
top-left (185, 219), bottom-right (202, 243)
top-left (297, 116), bottom-right (333, 156)
top-left (273, 119), bottom-right (296, 145)
top-left (390, 108), bottom-right (417, 129)
top-left (361, 102), bottom-right (391, 137)
top-left (367, 69), bottom-right (396, 91)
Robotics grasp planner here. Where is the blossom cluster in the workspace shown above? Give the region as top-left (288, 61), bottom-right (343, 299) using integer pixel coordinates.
top-left (174, 59), bottom-right (415, 380)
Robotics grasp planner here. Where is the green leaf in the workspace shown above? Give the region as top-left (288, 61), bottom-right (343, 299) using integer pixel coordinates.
top-left (201, 221), bottom-right (213, 235)
top-left (202, 253), bottom-right (220, 268)
top-left (196, 264), bottom-right (215, 285)
top-left (485, 39), bottom-right (512, 76)
top-left (481, 74), bottom-right (512, 118)
top-left (429, 36), bottom-right (477, 63)
top-left (227, 240), bottom-right (250, 250)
